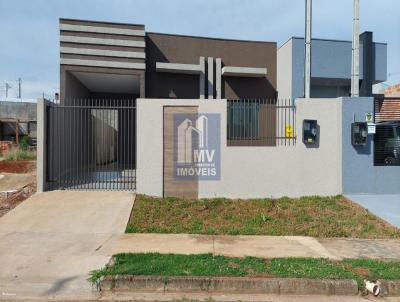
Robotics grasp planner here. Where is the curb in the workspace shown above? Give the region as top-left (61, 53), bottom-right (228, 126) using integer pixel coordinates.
top-left (378, 280), bottom-right (400, 296)
top-left (99, 275), bottom-right (358, 296)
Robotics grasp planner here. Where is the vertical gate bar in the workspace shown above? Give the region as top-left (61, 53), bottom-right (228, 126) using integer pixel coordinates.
top-left (127, 101), bottom-right (129, 191)
top-left (73, 99), bottom-right (79, 190)
top-left (124, 100), bottom-right (129, 190)
top-left (58, 106), bottom-right (61, 188)
top-left (294, 100), bottom-right (296, 144)
top-left (77, 99), bottom-right (80, 189)
top-left (108, 100), bottom-right (111, 190)
top-left (105, 100), bottom-right (108, 190)
top-left (285, 98), bottom-right (288, 146)
top-left (62, 103), bottom-right (66, 188)
top-left (134, 102), bottom-right (136, 190)
top-left (102, 99), bottom-right (105, 190)
top-left (79, 99), bottom-right (82, 189)
top-left (277, 99), bottom-right (280, 146)
top-left (115, 99), bottom-right (118, 190)
top-left (80, 98), bottom-right (83, 189)
top-left (127, 102), bottom-right (130, 191)
top-left (250, 99), bottom-right (253, 143)
top-left (87, 105), bottom-right (90, 190)
top-left (124, 103), bottom-right (127, 191)
top-left (48, 106), bottom-right (52, 190)
top-left (85, 103), bottom-right (88, 190)
top-left (240, 99), bottom-right (242, 141)
top-left (92, 102), bottom-right (95, 190)
top-left (132, 102), bottom-right (134, 190)
top-left (95, 99), bottom-right (98, 190)
top-left (69, 101), bottom-right (73, 189)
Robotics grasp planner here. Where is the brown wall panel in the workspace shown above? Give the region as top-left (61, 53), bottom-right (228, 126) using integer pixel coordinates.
top-left (146, 33), bottom-right (277, 99)
top-left (163, 106), bottom-right (198, 199)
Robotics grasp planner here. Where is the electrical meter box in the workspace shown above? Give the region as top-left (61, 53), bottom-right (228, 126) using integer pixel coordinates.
top-left (303, 119), bottom-right (318, 145)
top-left (352, 122), bottom-right (368, 146)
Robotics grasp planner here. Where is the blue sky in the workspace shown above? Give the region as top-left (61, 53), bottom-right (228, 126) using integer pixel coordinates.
top-left (0, 0), bottom-right (399, 98)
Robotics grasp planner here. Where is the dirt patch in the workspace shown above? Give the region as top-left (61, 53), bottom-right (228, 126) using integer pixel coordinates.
top-left (0, 160), bottom-right (36, 173)
top-left (0, 181), bottom-right (36, 217)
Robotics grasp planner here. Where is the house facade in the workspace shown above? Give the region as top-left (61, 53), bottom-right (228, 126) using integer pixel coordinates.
top-left (60, 18), bottom-right (277, 103)
top-left (36, 18), bottom-right (400, 198)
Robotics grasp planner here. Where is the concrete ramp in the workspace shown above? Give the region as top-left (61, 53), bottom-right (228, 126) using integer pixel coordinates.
top-left (0, 190), bottom-right (134, 300)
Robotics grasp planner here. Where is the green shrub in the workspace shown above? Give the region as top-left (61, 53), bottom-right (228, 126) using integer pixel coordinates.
top-left (4, 146), bottom-right (36, 161)
top-left (19, 136), bottom-right (30, 150)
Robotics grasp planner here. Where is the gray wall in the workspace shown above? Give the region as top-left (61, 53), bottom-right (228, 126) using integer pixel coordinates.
top-left (278, 37), bottom-right (387, 101)
top-left (137, 98), bottom-right (343, 198)
top-left (0, 101), bottom-right (37, 121)
top-left (277, 39), bottom-right (292, 100)
top-left (341, 97), bottom-right (400, 194)
top-left (137, 97), bottom-right (400, 198)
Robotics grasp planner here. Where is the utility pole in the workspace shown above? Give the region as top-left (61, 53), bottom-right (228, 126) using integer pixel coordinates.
top-left (304, 0), bottom-right (312, 98)
top-left (18, 78), bottom-right (22, 99)
top-left (351, 0), bottom-right (360, 97)
top-left (5, 82), bottom-right (11, 98)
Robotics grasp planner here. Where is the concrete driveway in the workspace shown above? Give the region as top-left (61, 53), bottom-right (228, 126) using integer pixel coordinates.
top-left (347, 194), bottom-right (400, 228)
top-left (0, 190), bottom-right (134, 300)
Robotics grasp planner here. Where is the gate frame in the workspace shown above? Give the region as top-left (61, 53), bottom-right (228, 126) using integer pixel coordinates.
top-left (37, 98), bottom-right (137, 192)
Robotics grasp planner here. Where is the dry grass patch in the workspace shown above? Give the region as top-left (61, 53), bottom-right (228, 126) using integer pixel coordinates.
top-left (126, 195), bottom-right (400, 238)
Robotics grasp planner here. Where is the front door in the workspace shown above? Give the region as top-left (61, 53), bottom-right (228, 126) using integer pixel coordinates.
top-left (163, 106), bottom-right (198, 199)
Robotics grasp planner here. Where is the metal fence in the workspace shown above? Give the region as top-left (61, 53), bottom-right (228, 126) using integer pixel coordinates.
top-left (374, 97), bottom-right (400, 166)
top-left (227, 99), bottom-right (296, 146)
top-left (46, 99), bottom-right (136, 190)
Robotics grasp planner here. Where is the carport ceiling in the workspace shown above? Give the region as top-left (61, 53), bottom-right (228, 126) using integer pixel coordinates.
top-left (71, 72), bottom-right (140, 94)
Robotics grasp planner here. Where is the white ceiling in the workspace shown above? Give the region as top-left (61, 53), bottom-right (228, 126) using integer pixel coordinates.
top-left (72, 71), bottom-right (140, 94)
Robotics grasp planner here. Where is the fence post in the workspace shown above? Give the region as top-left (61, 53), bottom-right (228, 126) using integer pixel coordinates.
top-left (36, 98), bottom-right (48, 192)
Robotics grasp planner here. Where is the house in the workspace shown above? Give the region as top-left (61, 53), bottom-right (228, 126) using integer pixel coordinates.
top-left (0, 100), bottom-right (37, 146)
top-left (278, 32), bottom-right (387, 101)
top-left (59, 18), bottom-right (277, 103)
top-left (36, 18), bottom-right (400, 198)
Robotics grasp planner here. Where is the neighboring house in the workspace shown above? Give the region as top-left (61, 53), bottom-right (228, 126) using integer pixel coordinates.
top-left (59, 18), bottom-right (277, 102)
top-left (384, 83), bottom-right (400, 97)
top-left (278, 32), bottom-right (387, 101)
top-left (0, 100), bottom-right (37, 144)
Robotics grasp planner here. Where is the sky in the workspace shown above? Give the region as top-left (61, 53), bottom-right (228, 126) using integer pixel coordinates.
top-left (0, 0), bottom-right (399, 99)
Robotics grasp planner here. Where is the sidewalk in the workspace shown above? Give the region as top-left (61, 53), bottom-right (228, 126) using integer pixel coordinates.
top-left (101, 233), bottom-right (400, 260)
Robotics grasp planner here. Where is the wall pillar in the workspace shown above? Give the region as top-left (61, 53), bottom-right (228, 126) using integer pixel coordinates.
top-left (199, 57), bottom-right (205, 99)
top-left (216, 58), bottom-right (222, 99)
top-left (36, 98), bottom-right (48, 193)
top-left (207, 57), bottom-right (214, 99)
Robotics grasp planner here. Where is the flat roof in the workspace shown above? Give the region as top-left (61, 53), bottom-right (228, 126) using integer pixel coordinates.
top-left (278, 36), bottom-right (387, 49)
top-left (59, 18), bottom-right (145, 28)
top-left (147, 31), bottom-right (276, 44)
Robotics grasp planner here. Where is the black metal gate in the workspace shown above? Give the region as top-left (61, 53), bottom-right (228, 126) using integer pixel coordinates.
top-left (374, 96), bottom-right (400, 166)
top-left (46, 99), bottom-right (136, 190)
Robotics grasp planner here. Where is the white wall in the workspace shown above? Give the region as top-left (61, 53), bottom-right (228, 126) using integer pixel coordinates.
top-left (277, 40), bottom-right (292, 100)
top-left (137, 98), bottom-right (343, 198)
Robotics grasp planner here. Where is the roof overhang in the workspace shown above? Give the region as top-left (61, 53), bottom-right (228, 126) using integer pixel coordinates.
top-left (222, 66), bottom-right (267, 77)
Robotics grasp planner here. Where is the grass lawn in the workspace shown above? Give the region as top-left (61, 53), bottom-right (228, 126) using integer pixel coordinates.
top-left (90, 253), bottom-right (400, 289)
top-left (126, 195), bottom-right (399, 238)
